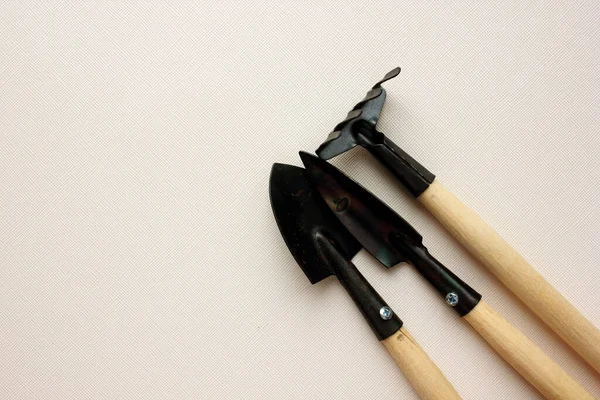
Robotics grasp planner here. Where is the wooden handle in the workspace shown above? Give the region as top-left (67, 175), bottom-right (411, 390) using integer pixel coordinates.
top-left (464, 301), bottom-right (595, 399)
top-left (382, 327), bottom-right (462, 400)
top-left (418, 180), bottom-right (600, 373)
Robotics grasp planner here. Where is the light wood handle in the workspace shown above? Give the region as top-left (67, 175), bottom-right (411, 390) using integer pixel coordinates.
top-left (418, 180), bottom-right (600, 373)
top-left (382, 327), bottom-right (462, 400)
top-left (464, 301), bottom-right (595, 399)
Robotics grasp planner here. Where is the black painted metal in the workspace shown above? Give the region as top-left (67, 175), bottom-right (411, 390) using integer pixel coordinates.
top-left (301, 152), bottom-right (481, 316)
top-left (269, 163), bottom-right (403, 339)
top-left (317, 232), bottom-right (404, 340)
top-left (390, 235), bottom-right (481, 316)
top-left (316, 68), bottom-right (435, 198)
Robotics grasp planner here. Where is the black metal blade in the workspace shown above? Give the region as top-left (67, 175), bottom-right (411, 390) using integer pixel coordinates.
top-left (269, 163), bottom-right (404, 338)
top-left (269, 163), bottom-right (361, 284)
top-left (299, 153), bottom-right (483, 316)
top-left (300, 152), bottom-right (424, 268)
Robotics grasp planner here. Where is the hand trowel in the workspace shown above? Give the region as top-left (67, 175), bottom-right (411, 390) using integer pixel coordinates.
top-left (270, 163), bottom-right (462, 400)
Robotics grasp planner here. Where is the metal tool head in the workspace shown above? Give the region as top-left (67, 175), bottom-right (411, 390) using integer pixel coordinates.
top-left (269, 163), bottom-right (362, 283)
top-left (316, 67), bottom-right (400, 160)
top-left (315, 68), bottom-right (435, 198)
top-left (300, 152), bottom-right (423, 268)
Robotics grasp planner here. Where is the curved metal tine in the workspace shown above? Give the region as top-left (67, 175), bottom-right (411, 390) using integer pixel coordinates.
top-left (348, 68), bottom-right (400, 121)
top-left (317, 129), bottom-right (359, 159)
top-left (373, 67), bottom-right (401, 88)
top-left (333, 109), bottom-right (362, 131)
top-left (318, 110), bottom-right (363, 159)
top-left (352, 87), bottom-right (383, 111)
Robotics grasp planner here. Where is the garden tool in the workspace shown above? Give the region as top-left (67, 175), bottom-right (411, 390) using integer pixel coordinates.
top-left (315, 69), bottom-right (600, 374)
top-left (301, 151), bottom-right (595, 400)
top-left (270, 163), bottom-right (461, 400)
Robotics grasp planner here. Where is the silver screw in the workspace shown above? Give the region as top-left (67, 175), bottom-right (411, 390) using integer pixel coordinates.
top-left (445, 292), bottom-right (459, 307)
top-left (379, 306), bottom-right (393, 320)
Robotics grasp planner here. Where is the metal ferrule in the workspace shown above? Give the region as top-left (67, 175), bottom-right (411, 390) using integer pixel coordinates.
top-left (390, 234), bottom-right (482, 316)
top-left (317, 233), bottom-right (403, 340)
top-left (356, 122), bottom-right (435, 197)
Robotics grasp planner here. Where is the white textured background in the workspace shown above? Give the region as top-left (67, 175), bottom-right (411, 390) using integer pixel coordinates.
top-left (1, 2), bottom-right (599, 399)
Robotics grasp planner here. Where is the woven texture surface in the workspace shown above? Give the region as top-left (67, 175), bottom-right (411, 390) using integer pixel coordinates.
top-left (1, 2), bottom-right (599, 399)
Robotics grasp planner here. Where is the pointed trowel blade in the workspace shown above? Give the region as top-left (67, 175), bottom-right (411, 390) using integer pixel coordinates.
top-left (300, 152), bottom-right (424, 268)
top-left (269, 163), bottom-right (361, 283)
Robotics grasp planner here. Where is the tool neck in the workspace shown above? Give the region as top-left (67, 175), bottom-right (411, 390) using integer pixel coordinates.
top-left (354, 122), bottom-right (435, 197)
top-left (390, 234), bottom-right (481, 316)
top-left (316, 233), bottom-right (403, 340)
